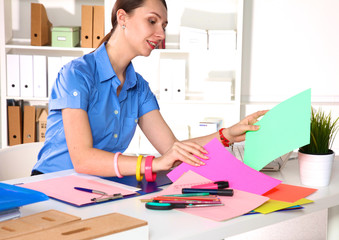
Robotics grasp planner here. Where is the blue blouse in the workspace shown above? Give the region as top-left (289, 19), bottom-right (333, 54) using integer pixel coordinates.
top-left (33, 42), bottom-right (159, 173)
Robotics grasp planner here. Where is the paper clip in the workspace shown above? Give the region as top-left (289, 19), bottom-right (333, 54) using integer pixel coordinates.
top-left (74, 187), bottom-right (123, 202)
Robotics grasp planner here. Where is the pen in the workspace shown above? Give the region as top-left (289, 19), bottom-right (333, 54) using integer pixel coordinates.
top-left (162, 193), bottom-right (210, 197)
top-left (145, 202), bottom-right (224, 210)
top-left (156, 200), bottom-right (222, 204)
top-left (191, 181), bottom-right (229, 189)
top-left (74, 187), bottom-right (107, 195)
top-left (182, 188), bottom-right (234, 196)
top-left (153, 196), bottom-right (219, 202)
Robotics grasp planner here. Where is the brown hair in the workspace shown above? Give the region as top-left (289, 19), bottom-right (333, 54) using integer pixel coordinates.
top-left (97, 0), bottom-right (167, 48)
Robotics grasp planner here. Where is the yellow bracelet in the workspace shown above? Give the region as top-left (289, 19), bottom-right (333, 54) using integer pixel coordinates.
top-left (136, 155), bottom-right (144, 182)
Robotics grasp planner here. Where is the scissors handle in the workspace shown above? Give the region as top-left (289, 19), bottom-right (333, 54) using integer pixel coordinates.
top-left (145, 202), bottom-right (187, 210)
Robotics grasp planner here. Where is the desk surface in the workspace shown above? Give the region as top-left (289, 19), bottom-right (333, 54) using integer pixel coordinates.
top-left (4, 159), bottom-right (339, 240)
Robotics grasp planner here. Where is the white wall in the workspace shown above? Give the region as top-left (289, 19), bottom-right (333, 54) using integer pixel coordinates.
top-left (242, 0), bottom-right (339, 154)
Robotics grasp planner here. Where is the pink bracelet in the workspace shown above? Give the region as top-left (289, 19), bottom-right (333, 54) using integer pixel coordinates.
top-left (145, 156), bottom-right (157, 182)
top-left (114, 152), bottom-right (123, 178)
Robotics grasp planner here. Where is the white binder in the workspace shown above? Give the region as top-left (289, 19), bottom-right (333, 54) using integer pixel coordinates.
top-left (61, 56), bottom-right (75, 66)
top-left (47, 56), bottom-right (62, 97)
top-left (6, 54), bottom-right (20, 97)
top-left (19, 55), bottom-right (34, 97)
top-left (159, 59), bottom-right (173, 101)
top-left (33, 55), bottom-right (47, 98)
top-left (172, 59), bottom-right (186, 101)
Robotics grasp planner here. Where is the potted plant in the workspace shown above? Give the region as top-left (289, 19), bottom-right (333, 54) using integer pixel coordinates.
top-left (298, 108), bottom-right (339, 187)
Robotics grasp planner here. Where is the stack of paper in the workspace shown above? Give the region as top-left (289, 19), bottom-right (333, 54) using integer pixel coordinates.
top-left (163, 89), bottom-right (316, 220)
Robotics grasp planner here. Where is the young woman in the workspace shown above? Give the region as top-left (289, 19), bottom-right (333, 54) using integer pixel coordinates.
top-left (32, 0), bottom-right (266, 179)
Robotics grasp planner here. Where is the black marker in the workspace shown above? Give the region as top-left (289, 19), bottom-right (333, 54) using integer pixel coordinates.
top-left (182, 188), bottom-right (234, 196)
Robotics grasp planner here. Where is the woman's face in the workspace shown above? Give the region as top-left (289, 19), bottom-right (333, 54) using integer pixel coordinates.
top-left (124, 0), bottom-right (168, 56)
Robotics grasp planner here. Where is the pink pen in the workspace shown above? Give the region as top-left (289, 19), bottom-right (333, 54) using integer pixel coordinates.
top-left (191, 181), bottom-right (229, 189)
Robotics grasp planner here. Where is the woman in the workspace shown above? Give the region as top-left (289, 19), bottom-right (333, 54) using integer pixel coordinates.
top-left (32, 0), bottom-right (266, 179)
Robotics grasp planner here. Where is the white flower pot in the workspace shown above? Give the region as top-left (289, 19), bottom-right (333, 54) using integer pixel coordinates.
top-left (298, 150), bottom-right (335, 187)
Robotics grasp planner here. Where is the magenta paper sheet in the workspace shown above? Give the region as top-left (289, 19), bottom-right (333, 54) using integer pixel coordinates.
top-left (167, 138), bottom-right (281, 195)
top-left (159, 170), bottom-right (269, 221)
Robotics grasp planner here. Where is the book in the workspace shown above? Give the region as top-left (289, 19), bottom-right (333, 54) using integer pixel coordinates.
top-left (0, 207), bottom-right (21, 222)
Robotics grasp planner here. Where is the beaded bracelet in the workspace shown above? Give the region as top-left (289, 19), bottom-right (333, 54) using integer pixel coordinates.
top-left (145, 155), bottom-right (157, 182)
top-left (136, 155), bottom-right (144, 182)
top-left (219, 128), bottom-right (232, 147)
top-left (113, 152), bottom-right (123, 178)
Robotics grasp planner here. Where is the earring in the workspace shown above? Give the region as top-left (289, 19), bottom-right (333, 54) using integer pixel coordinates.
top-left (122, 25), bottom-right (126, 30)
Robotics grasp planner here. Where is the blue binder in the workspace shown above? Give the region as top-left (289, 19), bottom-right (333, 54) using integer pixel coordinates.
top-left (0, 182), bottom-right (49, 211)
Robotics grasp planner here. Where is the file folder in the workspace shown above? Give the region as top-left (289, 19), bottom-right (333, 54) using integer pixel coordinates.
top-left (172, 59), bottom-right (186, 101)
top-left (47, 56), bottom-right (62, 97)
top-left (33, 55), bottom-right (47, 98)
top-left (8, 106), bottom-right (22, 146)
top-left (61, 56), bottom-right (76, 66)
top-left (20, 55), bottom-right (34, 97)
top-left (23, 106), bottom-right (36, 143)
top-left (93, 5), bottom-right (105, 48)
top-left (31, 3), bottom-right (52, 46)
top-left (0, 182), bottom-right (49, 212)
top-left (159, 59), bottom-right (173, 100)
top-left (81, 5), bottom-right (93, 48)
top-left (6, 54), bottom-right (20, 97)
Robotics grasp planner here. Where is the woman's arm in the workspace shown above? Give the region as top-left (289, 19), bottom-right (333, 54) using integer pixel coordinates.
top-left (62, 108), bottom-right (143, 176)
top-left (138, 109), bottom-right (209, 171)
top-left (62, 108), bottom-right (206, 176)
top-left (184, 110), bottom-right (269, 146)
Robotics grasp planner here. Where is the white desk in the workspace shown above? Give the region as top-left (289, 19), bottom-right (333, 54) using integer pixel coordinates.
top-left (3, 159), bottom-right (339, 240)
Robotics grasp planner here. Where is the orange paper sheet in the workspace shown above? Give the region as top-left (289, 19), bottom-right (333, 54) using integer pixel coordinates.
top-left (263, 183), bottom-right (317, 203)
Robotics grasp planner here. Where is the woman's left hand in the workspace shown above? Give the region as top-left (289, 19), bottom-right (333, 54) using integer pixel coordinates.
top-left (223, 110), bottom-right (269, 143)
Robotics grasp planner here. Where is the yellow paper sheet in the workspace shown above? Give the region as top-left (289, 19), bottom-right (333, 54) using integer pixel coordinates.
top-left (254, 198), bottom-right (314, 214)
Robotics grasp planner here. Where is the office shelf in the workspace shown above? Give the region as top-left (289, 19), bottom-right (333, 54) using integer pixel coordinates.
top-left (0, 0), bottom-right (244, 147)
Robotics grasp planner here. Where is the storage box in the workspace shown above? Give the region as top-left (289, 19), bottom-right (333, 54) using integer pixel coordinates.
top-left (208, 30), bottom-right (236, 52)
top-left (204, 78), bottom-right (233, 101)
top-left (180, 26), bottom-right (207, 51)
top-left (52, 26), bottom-right (80, 47)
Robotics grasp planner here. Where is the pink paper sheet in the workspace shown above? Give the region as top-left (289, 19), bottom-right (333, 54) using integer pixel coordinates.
top-left (158, 170), bottom-right (269, 221)
top-left (167, 138), bottom-right (281, 195)
top-left (21, 175), bottom-right (136, 206)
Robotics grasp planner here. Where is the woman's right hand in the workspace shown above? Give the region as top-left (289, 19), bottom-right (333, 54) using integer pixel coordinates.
top-left (152, 141), bottom-right (209, 172)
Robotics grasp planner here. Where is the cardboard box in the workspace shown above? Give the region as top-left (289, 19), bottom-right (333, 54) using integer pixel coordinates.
top-left (208, 30), bottom-right (237, 52)
top-left (0, 210), bottom-right (80, 239)
top-left (81, 5), bottom-right (93, 48)
top-left (51, 26), bottom-right (80, 48)
top-left (92, 6), bottom-right (105, 48)
top-left (8, 106), bottom-right (22, 146)
top-left (204, 78), bottom-right (233, 101)
top-left (31, 3), bottom-right (52, 46)
top-left (180, 26), bottom-right (207, 51)
top-left (36, 108), bottom-right (48, 142)
top-left (7, 212), bottom-right (148, 240)
top-left (23, 106), bottom-right (36, 143)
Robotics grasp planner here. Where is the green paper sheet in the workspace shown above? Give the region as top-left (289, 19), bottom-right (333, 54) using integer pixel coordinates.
top-left (244, 89), bottom-right (311, 171)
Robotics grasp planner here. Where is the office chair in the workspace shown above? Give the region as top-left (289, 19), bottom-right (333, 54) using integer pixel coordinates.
top-left (0, 142), bottom-right (43, 181)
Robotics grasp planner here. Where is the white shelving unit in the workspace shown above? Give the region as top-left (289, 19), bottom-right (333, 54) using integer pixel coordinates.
top-left (0, 0), bottom-right (244, 148)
